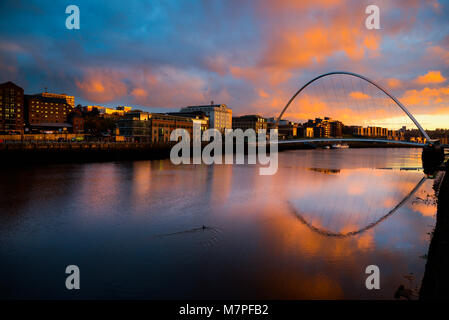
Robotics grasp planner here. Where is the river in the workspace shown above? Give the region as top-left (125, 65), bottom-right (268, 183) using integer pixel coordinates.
top-left (0, 148), bottom-right (437, 299)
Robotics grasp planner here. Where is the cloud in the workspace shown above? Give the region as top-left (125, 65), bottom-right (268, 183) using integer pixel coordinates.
top-left (349, 91), bottom-right (370, 100)
top-left (387, 78), bottom-right (401, 89)
top-left (427, 46), bottom-right (449, 64)
top-left (259, 26), bottom-right (380, 72)
top-left (130, 87), bottom-right (148, 100)
top-left (258, 89), bottom-right (270, 98)
top-left (415, 70), bottom-right (446, 85)
top-left (75, 69), bottom-right (128, 103)
top-left (401, 85), bottom-right (449, 107)
top-left (1, 0), bottom-right (449, 122)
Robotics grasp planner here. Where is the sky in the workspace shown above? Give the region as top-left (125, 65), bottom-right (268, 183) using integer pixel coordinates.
top-left (1, 0), bottom-right (449, 129)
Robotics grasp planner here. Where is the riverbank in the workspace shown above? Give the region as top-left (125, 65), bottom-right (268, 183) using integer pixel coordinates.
top-left (0, 141), bottom-right (423, 165)
top-left (420, 161), bottom-right (449, 299)
top-left (0, 142), bottom-right (175, 164)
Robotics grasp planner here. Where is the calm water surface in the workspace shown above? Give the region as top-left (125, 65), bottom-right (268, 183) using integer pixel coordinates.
top-left (0, 148), bottom-right (436, 299)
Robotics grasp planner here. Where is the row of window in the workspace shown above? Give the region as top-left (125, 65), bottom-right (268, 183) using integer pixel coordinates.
top-left (0, 114), bottom-right (21, 119)
top-left (0, 104), bottom-right (22, 107)
top-left (31, 101), bottom-right (69, 106)
top-left (32, 110), bottom-right (66, 115)
top-left (30, 115), bottom-right (63, 120)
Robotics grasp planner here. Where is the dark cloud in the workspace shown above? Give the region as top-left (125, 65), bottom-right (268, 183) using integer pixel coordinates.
top-left (0, 0), bottom-right (448, 123)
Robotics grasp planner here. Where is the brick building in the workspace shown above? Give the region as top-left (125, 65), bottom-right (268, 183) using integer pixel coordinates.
top-left (232, 115), bottom-right (267, 133)
top-left (25, 94), bottom-right (74, 132)
top-left (0, 81), bottom-right (25, 134)
top-left (117, 112), bottom-right (198, 143)
top-left (41, 92), bottom-right (75, 108)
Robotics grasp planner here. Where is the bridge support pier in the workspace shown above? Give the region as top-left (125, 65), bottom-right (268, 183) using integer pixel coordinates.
top-left (422, 141), bottom-right (445, 176)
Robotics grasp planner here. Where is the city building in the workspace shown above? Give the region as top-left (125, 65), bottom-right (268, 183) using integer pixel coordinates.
top-left (151, 113), bottom-right (196, 143)
top-left (41, 92), bottom-right (75, 108)
top-left (266, 117), bottom-right (288, 126)
top-left (68, 110), bottom-right (84, 134)
top-left (83, 105), bottom-right (130, 116)
top-left (166, 111), bottom-right (209, 144)
top-left (410, 136), bottom-right (427, 144)
top-left (276, 121), bottom-right (300, 139)
top-left (0, 81), bottom-right (25, 134)
top-left (116, 106), bottom-right (132, 113)
top-left (330, 119), bottom-right (343, 137)
top-left (117, 111), bottom-right (199, 143)
top-left (180, 103), bottom-right (232, 133)
top-left (266, 117), bottom-right (301, 139)
top-left (166, 110), bottom-right (209, 133)
top-left (305, 127), bottom-right (314, 138)
top-left (116, 111), bottom-right (151, 142)
top-left (303, 117), bottom-right (343, 138)
top-left (25, 94), bottom-right (74, 132)
top-left (232, 115), bottom-right (267, 133)
top-left (353, 125), bottom-right (404, 140)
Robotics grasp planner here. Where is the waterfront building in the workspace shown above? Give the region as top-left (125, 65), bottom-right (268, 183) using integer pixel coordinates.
top-left (410, 136), bottom-right (427, 144)
top-left (266, 117), bottom-right (302, 139)
top-left (25, 94), bottom-right (74, 132)
top-left (116, 112), bottom-right (151, 142)
top-left (180, 103), bottom-right (232, 133)
top-left (232, 115), bottom-right (267, 133)
top-left (279, 122), bottom-right (299, 139)
top-left (117, 111), bottom-right (199, 143)
top-left (303, 117), bottom-right (342, 138)
top-left (313, 125), bottom-right (325, 138)
top-left (166, 111), bottom-right (209, 133)
top-left (150, 113), bottom-right (196, 143)
top-left (305, 127), bottom-right (314, 138)
top-left (0, 81), bottom-right (25, 134)
top-left (330, 120), bottom-right (343, 137)
top-left (354, 125), bottom-right (403, 140)
top-left (41, 92), bottom-right (75, 108)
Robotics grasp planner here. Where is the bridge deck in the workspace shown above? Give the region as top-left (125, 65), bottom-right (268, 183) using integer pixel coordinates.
top-left (276, 138), bottom-right (426, 147)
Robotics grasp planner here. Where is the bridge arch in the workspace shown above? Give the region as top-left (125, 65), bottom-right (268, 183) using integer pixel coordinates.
top-left (276, 71), bottom-right (431, 141)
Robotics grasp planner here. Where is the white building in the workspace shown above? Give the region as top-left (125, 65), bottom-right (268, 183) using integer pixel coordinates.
top-left (181, 103), bottom-right (232, 133)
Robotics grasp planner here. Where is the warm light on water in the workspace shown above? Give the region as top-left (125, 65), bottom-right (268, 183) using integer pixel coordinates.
top-left (0, 148), bottom-right (436, 299)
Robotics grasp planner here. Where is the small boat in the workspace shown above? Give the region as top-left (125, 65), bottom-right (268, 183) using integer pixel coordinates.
top-left (331, 143), bottom-right (349, 149)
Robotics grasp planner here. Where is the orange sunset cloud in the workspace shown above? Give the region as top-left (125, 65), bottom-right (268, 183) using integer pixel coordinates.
top-left (75, 69), bottom-right (127, 103)
top-left (387, 78), bottom-right (401, 88)
top-left (415, 70), bottom-right (446, 85)
top-left (349, 91), bottom-right (370, 100)
top-left (401, 85), bottom-right (449, 107)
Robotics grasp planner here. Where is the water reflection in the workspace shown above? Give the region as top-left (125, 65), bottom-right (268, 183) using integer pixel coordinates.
top-left (289, 173), bottom-right (427, 237)
top-left (0, 148), bottom-right (437, 299)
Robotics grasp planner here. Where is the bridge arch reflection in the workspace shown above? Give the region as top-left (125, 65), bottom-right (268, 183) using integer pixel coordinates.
top-left (289, 176), bottom-right (427, 238)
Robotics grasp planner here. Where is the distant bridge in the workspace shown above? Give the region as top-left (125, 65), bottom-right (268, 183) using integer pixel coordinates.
top-left (277, 72), bottom-right (446, 237)
top-left (276, 138), bottom-right (427, 147)
top-left (276, 71), bottom-right (434, 144)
